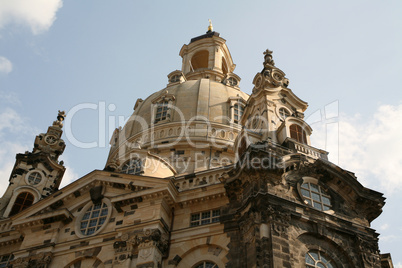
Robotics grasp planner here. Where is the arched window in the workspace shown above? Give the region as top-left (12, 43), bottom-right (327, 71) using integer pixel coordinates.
top-left (191, 50), bottom-right (209, 70)
top-left (121, 159), bottom-right (142, 175)
top-left (233, 102), bottom-right (244, 124)
top-left (290, 124), bottom-right (307, 144)
top-left (155, 100), bottom-right (169, 123)
top-left (9, 192), bottom-right (34, 216)
top-left (305, 250), bottom-right (336, 268)
top-left (193, 261), bottom-right (219, 268)
top-left (301, 182), bottom-right (331, 211)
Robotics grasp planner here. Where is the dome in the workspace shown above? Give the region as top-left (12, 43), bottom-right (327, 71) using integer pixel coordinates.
top-left (105, 31), bottom-right (249, 176)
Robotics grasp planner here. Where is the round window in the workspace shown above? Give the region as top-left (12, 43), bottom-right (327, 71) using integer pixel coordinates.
top-left (79, 202), bottom-right (110, 236)
top-left (26, 171), bottom-right (42, 185)
top-left (279, 107), bottom-right (291, 120)
top-left (45, 135), bottom-right (58, 145)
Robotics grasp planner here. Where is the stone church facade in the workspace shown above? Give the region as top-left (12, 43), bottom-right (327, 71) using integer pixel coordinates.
top-left (0, 25), bottom-right (394, 268)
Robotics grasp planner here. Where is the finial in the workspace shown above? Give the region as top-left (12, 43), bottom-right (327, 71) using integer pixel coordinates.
top-left (53, 110), bottom-right (66, 128)
top-left (263, 49), bottom-right (275, 66)
top-left (207, 19), bottom-right (213, 33)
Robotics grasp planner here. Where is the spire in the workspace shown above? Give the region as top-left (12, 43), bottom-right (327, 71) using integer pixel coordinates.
top-left (207, 19), bottom-right (213, 33)
top-left (33, 110), bottom-right (66, 160)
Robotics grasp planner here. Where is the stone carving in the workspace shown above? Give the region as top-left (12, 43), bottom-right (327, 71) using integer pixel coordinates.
top-left (253, 50), bottom-right (290, 91)
top-left (264, 205), bottom-right (291, 236)
top-left (356, 236), bottom-right (381, 267)
top-left (115, 228), bottom-right (169, 256)
top-left (11, 252), bottom-right (53, 268)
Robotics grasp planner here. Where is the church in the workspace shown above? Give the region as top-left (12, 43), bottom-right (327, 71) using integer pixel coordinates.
top-left (0, 23), bottom-right (394, 268)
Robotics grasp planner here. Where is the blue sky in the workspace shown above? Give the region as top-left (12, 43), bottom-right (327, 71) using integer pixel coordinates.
top-left (0, 0), bottom-right (401, 265)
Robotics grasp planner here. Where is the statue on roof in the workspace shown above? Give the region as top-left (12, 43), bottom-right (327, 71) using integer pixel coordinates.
top-left (53, 110), bottom-right (66, 128)
top-left (263, 49), bottom-right (275, 66)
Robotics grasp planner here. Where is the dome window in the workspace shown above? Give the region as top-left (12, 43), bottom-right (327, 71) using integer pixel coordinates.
top-left (121, 159), bottom-right (142, 175)
top-left (233, 102), bottom-right (244, 124)
top-left (170, 75), bottom-right (181, 83)
top-left (227, 77), bottom-right (238, 86)
top-left (155, 100), bottom-right (169, 123)
top-left (167, 70), bottom-right (186, 86)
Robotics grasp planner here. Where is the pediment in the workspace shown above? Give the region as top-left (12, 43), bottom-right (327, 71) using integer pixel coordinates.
top-left (10, 170), bottom-right (178, 228)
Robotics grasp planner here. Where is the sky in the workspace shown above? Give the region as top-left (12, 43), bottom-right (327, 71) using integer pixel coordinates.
top-left (0, 0), bottom-right (401, 265)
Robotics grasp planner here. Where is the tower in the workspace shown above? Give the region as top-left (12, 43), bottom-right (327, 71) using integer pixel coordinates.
top-left (221, 51), bottom-right (392, 267)
top-left (0, 111), bottom-right (66, 218)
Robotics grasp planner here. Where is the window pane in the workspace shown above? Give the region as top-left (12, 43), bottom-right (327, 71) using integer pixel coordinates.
top-left (212, 210), bottom-right (220, 217)
top-left (306, 254), bottom-right (315, 265)
top-left (317, 263), bottom-right (326, 268)
top-left (313, 202), bottom-right (322, 210)
top-left (310, 252), bottom-right (319, 260)
top-left (301, 188), bottom-right (310, 198)
top-left (201, 219), bottom-right (210, 225)
top-left (202, 211), bottom-right (211, 219)
top-left (310, 183), bottom-right (319, 192)
top-left (312, 192), bottom-right (321, 202)
top-left (322, 196), bottom-right (331, 205)
top-left (301, 183), bottom-right (309, 189)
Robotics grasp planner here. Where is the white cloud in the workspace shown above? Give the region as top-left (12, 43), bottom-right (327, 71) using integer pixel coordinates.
top-left (0, 0), bottom-right (63, 34)
top-left (395, 262), bottom-right (402, 268)
top-left (380, 223), bottom-right (389, 231)
top-left (0, 56), bottom-right (12, 74)
top-left (0, 91), bottom-right (21, 105)
top-left (0, 108), bottom-right (36, 195)
top-left (311, 103), bottom-right (402, 195)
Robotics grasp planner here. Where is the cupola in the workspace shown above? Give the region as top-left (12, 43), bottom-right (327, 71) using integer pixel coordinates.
top-left (179, 20), bottom-right (238, 83)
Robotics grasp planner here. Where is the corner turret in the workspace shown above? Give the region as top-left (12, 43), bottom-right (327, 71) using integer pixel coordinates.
top-left (0, 111), bottom-right (67, 218)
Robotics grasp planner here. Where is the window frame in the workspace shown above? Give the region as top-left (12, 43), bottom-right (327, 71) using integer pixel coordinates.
top-left (0, 254), bottom-right (14, 268)
top-left (9, 192), bottom-right (35, 216)
top-left (151, 94), bottom-right (175, 124)
top-left (298, 177), bottom-right (332, 212)
top-left (305, 250), bottom-right (336, 268)
top-left (190, 209), bottom-right (220, 227)
top-left (121, 158), bottom-right (143, 175)
top-left (75, 199), bottom-right (112, 238)
top-left (228, 97), bottom-right (246, 125)
top-left (193, 261), bottom-right (219, 268)
top-left (25, 170), bottom-right (43, 186)
top-left (289, 124), bottom-right (307, 144)
top-left (278, 107), bottom-right (291, 121)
